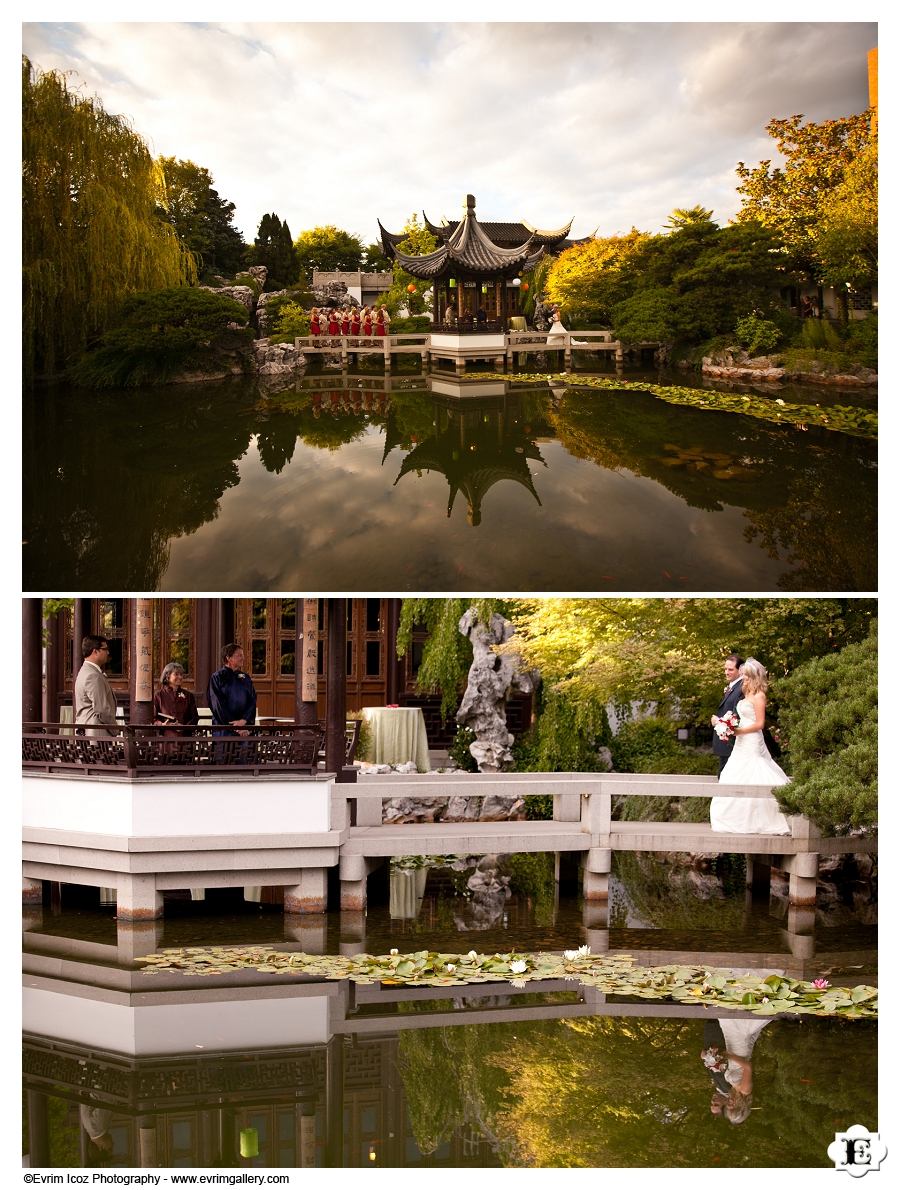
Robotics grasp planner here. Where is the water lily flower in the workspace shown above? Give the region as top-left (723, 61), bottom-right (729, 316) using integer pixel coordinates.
top-left (446, 963), bottom-right (456, 972)
top-left (390, 948), bottom-right (398, 956)
top-left (813, 978), bottom-right (831, 989)
top-left (563, 949), bottom-right (579, 961)
top-left (510, 960), bottom-right (528, 974)
top-left (577, 945), bottom-right (591, 957)
top-left (467, 950), bottom-right (478, 961)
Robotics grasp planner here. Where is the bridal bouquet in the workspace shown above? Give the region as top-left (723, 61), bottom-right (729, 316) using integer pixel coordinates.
top-left (714, 710), bottom-right (740, 741)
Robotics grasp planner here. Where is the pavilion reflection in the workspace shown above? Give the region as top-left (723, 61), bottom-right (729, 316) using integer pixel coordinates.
top-left (24, 375), bottom-right (877, 590)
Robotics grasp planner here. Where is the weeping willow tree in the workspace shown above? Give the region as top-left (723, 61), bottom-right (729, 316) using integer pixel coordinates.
top-left (23, 58), bottom-right (196, 380)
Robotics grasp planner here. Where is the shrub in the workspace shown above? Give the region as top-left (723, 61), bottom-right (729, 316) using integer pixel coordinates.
top-left (610, 716), bottom-right (717, 823)
top-left (843, 313), bottom-right (878, 367)
top-left (70, 287), bottom-right (252, 387)
top-left (389, 315), bottom-right (432, 333)
top-left (269, 300), bottom-right (310, 342)
top-left (734, 312), bottom-right (782, 356)
top-left (519, 688), bottom-right (611, 774)
top-left (346, 709), bottom-right (372, 762)
top-left (234, 270), bottom-right (263, 297)
top-left (793, 317), bottom-right (843, 351)
top-left (775, 631), bottom-right (876, 832)
top-left (448, 725), bottom-right (479, 772)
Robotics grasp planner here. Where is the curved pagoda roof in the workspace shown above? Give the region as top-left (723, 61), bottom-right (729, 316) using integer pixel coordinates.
top-left (379, 195), bottom-right (548, 281)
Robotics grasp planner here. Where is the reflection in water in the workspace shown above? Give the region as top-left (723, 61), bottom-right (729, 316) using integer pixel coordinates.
top-left (23, 376), bottom-right (876, 590)
top-left (23, 856), bottom-right (876, 1167)
top-left (23, 963), bottom-right (876, 1169)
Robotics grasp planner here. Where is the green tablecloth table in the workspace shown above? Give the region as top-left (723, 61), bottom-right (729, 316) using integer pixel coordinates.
top-left (362, 706), bottom-right (431, 772)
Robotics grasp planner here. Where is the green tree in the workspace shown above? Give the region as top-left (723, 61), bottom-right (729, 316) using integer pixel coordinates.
top-left (361, 241), bottom-right (391, 272)
top-left (158, 157), bottom-right (245, 281)
top-left (293, 225), bottom-right (365, 281)
top-left (381, 213), bottom-right (438, 316)
top-left (775, 630), bottom-right (876, 832)
top-left (23, 58), bottom-right (195, 380)
top-left (814, 132), bottom-right (878, 290)
top-left (70, 287), bottom-right (252, 387)
top-left (663, 205), bottom-right (715, 230)
top-left (247, 212), bottom-right (299, 288)
top-left (611, 218), bottom-right (784, 345)
top-left (511, 598), bottom-right (875, 725)
top-left (735, 111), bottom-right (873, 281)
top-left (545, 230), bottom-right (649, 326)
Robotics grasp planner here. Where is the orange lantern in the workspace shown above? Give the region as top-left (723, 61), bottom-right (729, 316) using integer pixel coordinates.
top-left (407, 283), bottom-right (416, 293)
top-left (522, 281), bottom-right (529, 291)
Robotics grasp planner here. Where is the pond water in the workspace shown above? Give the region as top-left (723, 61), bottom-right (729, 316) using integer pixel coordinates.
top-left (23, 857), bottom-right (876, 1169)
top-left (23, 371), bottom-right (876, 591)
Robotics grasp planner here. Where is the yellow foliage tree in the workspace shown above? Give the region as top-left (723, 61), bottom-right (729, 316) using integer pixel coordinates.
top-left (545, 230), bottom-right (649, 326)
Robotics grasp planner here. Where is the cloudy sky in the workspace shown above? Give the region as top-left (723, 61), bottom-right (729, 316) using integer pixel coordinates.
top-left (22, 13), bottom-right (876, 248)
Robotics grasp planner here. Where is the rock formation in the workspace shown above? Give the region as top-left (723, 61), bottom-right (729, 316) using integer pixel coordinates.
top-left (455, 608), bottom-right (538, 774)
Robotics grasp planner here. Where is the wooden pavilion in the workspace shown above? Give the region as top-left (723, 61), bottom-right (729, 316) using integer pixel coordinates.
top-left (379, 194), bottom-right (591, 326)
top-left (22, 598), bottom-right (532, 751)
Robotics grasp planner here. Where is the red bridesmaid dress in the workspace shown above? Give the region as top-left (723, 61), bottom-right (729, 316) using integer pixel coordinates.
top-left (310, 313), bottom-right (320, 335)
top-left (341, 313), bottom-right (351, 335)
top-left (374, 313), bottom-right (386, 336)
top-left (362, 313), bottom-right (373, 335)
top-left (328, 312), bottom-right (340, 335)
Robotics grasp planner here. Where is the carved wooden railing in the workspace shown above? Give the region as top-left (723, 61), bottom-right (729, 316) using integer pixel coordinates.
top-left (22, 722), bottom-right (326, 777)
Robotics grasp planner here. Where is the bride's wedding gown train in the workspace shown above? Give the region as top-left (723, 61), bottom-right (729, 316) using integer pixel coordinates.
top-left (710, 698), bottom-right (791, 834)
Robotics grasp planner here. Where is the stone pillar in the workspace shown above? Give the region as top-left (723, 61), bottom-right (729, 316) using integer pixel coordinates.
top-left (115, 875), bottom-right (164, 921)
top-left (745, 856), bottom-right (771, 900)
top-left (116, 920), bottom-right (163, 963)
top-left (583, 848), bottom-right (611, 902)
top-left (23, 598), bottom-right (43, 724)
top-left (284, 868), bottom-right (328, 914)
top-left (325, 598), bottom-right (348, 778)
top-left (283, 913), bottom-right (328, 952)
top-left (339, 854), bottom-right (368, 911)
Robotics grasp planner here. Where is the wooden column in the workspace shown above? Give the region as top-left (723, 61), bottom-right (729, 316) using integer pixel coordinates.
top-left (72, 598), bottom-right (91, 676)
top-left (129, 599), bottom-right (154, 725)
top-left (325, 598), bottom-right (348, 778)
top-left (22, 598), bottom-right (43, 724)
top-left (193, 599), bottom-right (220, 709)
top-left (296, 598), bottom-right (319, 725)
top-left (385, 598), bottom-right (402, 706)
top-left (43, 604), bottom-right (65, 722)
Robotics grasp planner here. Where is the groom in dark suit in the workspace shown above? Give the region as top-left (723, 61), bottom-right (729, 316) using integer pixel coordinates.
top-left (711, 652), bottom-right (744, 775)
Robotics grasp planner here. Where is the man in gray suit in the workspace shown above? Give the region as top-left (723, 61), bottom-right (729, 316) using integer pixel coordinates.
top-left (74, 634), bottom-right (118, 736)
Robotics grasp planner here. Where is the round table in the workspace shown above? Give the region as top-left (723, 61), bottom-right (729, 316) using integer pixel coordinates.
top-left (362, 706), bottom-right (431, 772)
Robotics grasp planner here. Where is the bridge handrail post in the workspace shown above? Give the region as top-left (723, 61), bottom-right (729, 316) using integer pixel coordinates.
top-left (581, 785), bottom-right (611, 843)
top-left (789, 813), bottom-right (822, 841)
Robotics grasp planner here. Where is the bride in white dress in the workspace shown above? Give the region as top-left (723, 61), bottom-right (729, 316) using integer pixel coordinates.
top-left (710, 658), bottom-right (791, 835)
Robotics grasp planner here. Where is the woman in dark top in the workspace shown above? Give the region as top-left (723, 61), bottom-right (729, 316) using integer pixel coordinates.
top-left (153, 662), bottom-right (200, 737)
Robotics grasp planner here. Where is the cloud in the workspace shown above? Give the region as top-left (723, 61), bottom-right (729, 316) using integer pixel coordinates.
top-left (22, 21), bottom-right (874, 241)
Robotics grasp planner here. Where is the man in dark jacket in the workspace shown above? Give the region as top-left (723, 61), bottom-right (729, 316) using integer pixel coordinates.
top-left (207, 643), bottom-right (257, 736)
top-left (710, 652), bottom-right (744, 775)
